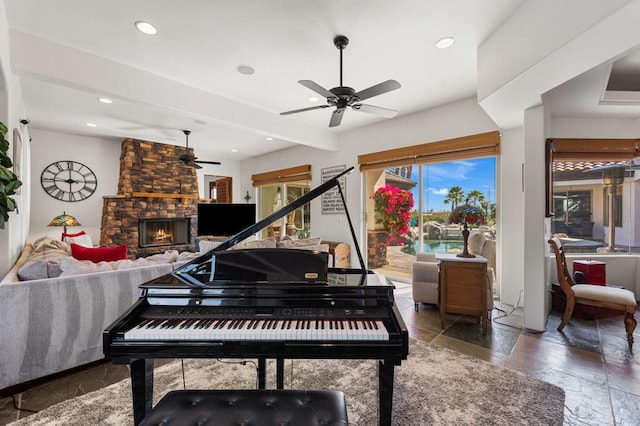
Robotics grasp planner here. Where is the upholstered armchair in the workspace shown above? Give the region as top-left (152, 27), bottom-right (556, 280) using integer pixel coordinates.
top-left (468, 232), bottom-right (496, 314)
top-left (411, 252), bottom-right (439, 309)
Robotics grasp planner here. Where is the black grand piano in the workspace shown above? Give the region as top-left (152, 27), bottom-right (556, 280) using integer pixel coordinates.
top-left (103, 166), bottom-right (409, 426)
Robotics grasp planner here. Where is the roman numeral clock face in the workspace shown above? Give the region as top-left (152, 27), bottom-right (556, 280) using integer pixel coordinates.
top-left (40, 161), bottom-right (98, 202)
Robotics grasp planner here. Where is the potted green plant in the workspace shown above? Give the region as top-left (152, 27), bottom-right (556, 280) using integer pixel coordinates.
top-left (0, 121), bottom-right (22, 229)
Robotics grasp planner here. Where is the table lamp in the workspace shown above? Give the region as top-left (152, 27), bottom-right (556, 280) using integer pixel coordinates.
top-left (47, 212), bottom-right (81, 233)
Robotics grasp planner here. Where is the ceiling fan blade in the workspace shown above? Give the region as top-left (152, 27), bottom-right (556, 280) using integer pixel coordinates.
top-left (329, 107), bottom-right (346, 127)
top-left (280, 105), bottom-right (331, 115)
top-left (298, 80), bottom-right (336, 99)
top-left (354, 79), bottom-right (401, 101)
top-left (195, 160), bottom-right (222, 165)
top-left (352, 103), bottom-right (398, 118)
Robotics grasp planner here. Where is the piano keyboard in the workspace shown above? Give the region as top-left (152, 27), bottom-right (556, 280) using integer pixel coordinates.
top-left (124, 318), bottom-right (390, 341)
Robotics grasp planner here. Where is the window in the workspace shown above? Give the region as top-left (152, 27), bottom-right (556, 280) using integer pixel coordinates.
top-left (547, 138), bottom-right (638, 251)
top-left (360, 132), bottom-right (499, 284)
top-left (251, 165), bottom-right (311, 239)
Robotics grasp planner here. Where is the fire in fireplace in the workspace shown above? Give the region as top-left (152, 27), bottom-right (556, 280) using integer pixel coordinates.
top-left (138, 218), bottom-right (191, 248)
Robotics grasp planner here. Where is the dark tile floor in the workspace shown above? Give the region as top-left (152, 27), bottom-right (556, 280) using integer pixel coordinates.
top-left (0, 286), bottom-right (638, 425)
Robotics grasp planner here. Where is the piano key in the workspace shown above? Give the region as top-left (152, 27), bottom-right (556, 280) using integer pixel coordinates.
top-left (122, 317), bottom-right (390, 342)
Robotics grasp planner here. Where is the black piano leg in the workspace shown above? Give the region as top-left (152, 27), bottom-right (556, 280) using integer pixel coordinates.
top-left (258, 358), bottom-right (266, 389)
top-left (276, 358), bottom-right (285, 389)
top-left (378, 360), bottom-right (395, 426)
top-left (130, 358), bottom-right (154, 426)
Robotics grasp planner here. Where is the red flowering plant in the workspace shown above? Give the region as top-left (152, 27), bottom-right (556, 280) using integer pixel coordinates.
top-left (371, 184), bottom-right (414, 245)
top-left (449, 204), bottom-right (486, 226)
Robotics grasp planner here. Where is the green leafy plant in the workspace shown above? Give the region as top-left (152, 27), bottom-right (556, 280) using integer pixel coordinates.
top-left (0, 121), bottom-right (22, 229)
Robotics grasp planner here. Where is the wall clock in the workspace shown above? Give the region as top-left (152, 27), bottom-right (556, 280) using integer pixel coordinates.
top-left (41, 160), bottom-right (98, 202)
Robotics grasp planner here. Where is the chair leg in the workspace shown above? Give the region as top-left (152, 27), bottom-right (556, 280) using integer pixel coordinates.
top-left (414, 303), bottom-right (419, 312)
top-left (624, 312), bottom-right (637, 351)
top-left (558, 296), bottom-right (575, 331)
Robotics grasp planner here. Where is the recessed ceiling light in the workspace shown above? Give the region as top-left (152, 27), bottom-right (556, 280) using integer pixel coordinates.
top-left (231, 149), bottom-right (238, 152)
top-left (435, 37), bottom-right (455, 49)
top-left (97, 97), bottom-right (112, 104)
top-left (308, 96), bottom-right (320, 103)
top-left (135, 21), bottom-right (158, 35)
top-left (86, 122), bottom-right (97, 127)
top-left (236, 64), bottom-right (255, 75)
top-left (266, 137), bottom-right (273, 141)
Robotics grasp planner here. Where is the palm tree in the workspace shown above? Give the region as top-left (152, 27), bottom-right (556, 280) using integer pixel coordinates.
top-left (466, 190), bottom-right (485, 206)
top-left (443, 186), bottom-right (465, 211)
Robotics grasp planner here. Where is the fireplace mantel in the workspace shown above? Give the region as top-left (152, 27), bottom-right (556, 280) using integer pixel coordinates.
top-left (132, 192), bottom-right (199, 201)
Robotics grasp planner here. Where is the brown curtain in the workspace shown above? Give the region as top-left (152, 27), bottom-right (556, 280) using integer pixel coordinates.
top-left (251, 165), bottom-right (311, 187)
top-left (357, 131), bottom-right (500, 171)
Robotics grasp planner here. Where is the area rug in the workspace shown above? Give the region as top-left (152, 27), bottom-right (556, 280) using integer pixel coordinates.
top-left (9, 340), bottom-right (564, 425)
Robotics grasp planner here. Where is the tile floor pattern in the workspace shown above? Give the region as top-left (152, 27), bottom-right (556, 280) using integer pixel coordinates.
top-left (0, 285), bottom-right (638, 425)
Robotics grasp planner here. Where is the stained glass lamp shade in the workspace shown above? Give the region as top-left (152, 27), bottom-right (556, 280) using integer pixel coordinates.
top-left (48, 212), bottom-right (81, 233)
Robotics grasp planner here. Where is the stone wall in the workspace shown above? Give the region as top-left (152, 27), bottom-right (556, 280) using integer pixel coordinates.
top-left (100, 138), bottom-right (199, 257)
top-left (367, 230), bottom-right (388, 268)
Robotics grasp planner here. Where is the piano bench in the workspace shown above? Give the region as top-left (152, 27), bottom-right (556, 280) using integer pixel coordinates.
top-left (140, 389), bottom-right (349, 426)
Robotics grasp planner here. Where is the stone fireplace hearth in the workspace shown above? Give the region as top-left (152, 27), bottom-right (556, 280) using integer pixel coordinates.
top-left (100, 139), bottom-right (200, 257)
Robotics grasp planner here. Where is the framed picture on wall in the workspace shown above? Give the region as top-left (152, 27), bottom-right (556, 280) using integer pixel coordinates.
top-left (12, 128), bottom-right (22, 194)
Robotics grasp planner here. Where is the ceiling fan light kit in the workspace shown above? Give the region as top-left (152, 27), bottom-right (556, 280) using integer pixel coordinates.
top-left (179, 130), bottom-right (221, 169)
top-left (280, 35), bottom-right (401, 127)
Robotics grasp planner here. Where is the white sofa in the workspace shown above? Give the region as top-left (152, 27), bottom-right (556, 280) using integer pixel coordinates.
top-left (0, 235), bottom-right (341, 391)
top-left (0, 242), bottom-right (193, 392)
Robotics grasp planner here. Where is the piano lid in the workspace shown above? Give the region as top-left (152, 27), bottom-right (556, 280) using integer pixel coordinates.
top-left (174, 165), bottom-right (368, 287)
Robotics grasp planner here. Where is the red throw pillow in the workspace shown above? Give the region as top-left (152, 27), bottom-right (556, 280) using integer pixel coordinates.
top-left (70, 243), bottom-right (128, 263)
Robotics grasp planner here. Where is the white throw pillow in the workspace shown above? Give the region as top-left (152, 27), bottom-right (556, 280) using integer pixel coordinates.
top-left (62, 231), bottom-right (93, 248)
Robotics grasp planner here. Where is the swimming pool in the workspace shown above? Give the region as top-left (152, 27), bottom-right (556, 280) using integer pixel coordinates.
top-left (411, 239), bottom-right (463, 254)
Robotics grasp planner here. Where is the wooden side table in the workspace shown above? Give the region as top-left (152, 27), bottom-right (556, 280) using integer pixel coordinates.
top-left (436, 253), bottom-right (489, 335)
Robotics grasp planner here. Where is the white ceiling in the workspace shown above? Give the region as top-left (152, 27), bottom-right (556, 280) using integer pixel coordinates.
top-left (4, 0), bottom-right (640, 164)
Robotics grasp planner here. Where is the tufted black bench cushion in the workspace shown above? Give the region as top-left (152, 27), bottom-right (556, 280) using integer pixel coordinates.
top-left (139, 389), bottom-right (349, 426)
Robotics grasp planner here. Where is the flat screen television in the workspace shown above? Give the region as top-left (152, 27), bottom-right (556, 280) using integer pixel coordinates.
top-left (197, 203), bottom-right (256, 236)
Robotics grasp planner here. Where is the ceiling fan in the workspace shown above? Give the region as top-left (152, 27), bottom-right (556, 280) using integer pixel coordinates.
top-left (280, 35), bottom-right (401, 127)
top-left (178, 130), bottom-right (221, 169)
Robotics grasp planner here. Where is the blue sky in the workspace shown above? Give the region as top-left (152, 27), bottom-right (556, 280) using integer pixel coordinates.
top-left (409, 157), bottom-right (496, 212)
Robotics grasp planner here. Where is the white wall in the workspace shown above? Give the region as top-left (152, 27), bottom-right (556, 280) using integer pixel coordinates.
top-left (28, 129), bottom-right (121, 243)
top-left (0, 1), bottom-right (30, 278)
top-left (240, 97), bottom-right (499, 261)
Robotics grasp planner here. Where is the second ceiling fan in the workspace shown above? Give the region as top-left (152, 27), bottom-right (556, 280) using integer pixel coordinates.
top-left (280, 35), bottom-right (401, 127)
top-left (179, 130), bottom-right (221, 169)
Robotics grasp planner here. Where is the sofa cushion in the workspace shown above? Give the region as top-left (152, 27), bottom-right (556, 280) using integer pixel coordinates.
top-left (231, 237), bottom-right (277, 250)
top-left (17, 250), bottom-right (69, 281)
top-left (17, 238), bottom-right (72, 281)
top-left (61, 230), bottom-right (93, 248)
top-left (278, 237), bottom-right (322, 248)
top-left (199, 240), bottom-right (222, 253)
top-left (71, 244), bottom-right (128, 262)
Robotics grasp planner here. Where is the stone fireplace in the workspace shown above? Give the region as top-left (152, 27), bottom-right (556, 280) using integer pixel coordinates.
top-left (100, 139), bottom-right (200, 257)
